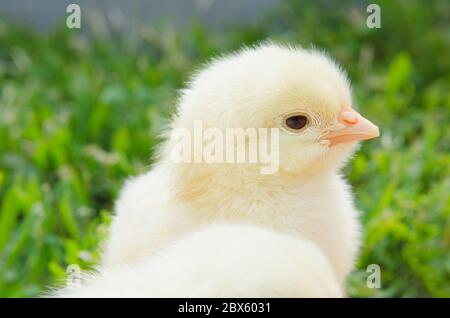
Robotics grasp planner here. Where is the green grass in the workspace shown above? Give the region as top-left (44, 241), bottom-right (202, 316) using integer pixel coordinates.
top-left (0, 0), bottom-right (449, 297)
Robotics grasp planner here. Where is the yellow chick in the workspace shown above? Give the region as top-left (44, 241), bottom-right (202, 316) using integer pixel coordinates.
top-left (53, 42), bottom-right (379, 297)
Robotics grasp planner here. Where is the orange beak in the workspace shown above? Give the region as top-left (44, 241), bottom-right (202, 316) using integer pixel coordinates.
top-left (319, 106), bottom-right (379, 146)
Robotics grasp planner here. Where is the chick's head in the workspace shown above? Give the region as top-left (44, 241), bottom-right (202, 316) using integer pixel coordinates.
top-left (172, 43), bottom-right (379, 176)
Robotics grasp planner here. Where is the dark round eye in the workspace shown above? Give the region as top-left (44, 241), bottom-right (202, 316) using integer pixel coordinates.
top-left (285, 115), bottom-right (308, 130)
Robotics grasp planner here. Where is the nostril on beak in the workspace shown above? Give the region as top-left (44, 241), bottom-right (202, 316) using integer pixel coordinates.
top-left (339, 111), bottom-right (358, 126)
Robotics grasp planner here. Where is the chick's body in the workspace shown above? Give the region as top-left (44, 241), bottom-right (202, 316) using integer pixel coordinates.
top-left (54, 43), bottom-right (379, 297)
top-left (104, 162), bottom-right (360, 287)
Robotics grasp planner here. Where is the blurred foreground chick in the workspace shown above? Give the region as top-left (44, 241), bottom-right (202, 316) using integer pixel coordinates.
top-left (56, 224), bottom-right (341, 297)
top-left (54, 43), bottom-right (379, 297)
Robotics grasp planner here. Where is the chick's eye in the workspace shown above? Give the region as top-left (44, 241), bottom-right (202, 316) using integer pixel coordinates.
top-left (285, 115), bottom-right (308, 130)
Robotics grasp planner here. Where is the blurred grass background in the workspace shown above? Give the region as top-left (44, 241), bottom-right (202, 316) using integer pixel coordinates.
top-left (0, 0), bottom-right (449, 297)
